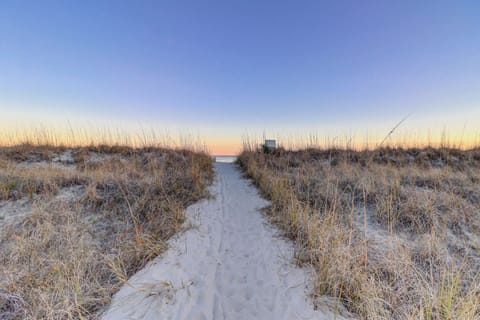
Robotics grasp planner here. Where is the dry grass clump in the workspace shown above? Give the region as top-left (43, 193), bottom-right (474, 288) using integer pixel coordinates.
top-left (0, 144), bottom-right (213, 319)
top-left (238, 146), bottom-right (480, 319)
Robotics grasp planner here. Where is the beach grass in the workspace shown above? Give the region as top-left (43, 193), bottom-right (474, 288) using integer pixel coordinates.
top-left (238, 144), bottom-right (480, 319)
top-left (0, 143), bottom-right (213, 319)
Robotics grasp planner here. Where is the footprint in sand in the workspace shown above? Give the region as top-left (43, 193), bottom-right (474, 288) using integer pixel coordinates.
top-left (103, 162), bottom-right (352, 320)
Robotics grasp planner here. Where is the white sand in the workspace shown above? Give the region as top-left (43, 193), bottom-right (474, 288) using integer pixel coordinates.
top-left (0, 186), bottom-right (83, 233)
top-left (103, 163), bottom-right (350, 320)
top-left (0, 198), bottom-right (31, 232)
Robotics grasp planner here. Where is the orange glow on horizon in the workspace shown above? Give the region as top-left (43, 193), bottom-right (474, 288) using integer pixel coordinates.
top-left (0, 125), bottom-right (479, 156)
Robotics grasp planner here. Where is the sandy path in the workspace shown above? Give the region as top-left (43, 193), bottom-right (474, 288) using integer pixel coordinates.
top-left (103, 163), bottom-right (347, 320)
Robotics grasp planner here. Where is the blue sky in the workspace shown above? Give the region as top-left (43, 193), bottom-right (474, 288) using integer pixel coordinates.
top-left (1, 1), bottom-right (479, 153)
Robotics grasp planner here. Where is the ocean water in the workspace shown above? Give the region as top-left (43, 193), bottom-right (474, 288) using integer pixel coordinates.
top-left (213, 156), bottom-right (238, 163)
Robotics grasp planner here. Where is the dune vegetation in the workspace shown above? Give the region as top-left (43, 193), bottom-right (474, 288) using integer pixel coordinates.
top-left (0, 144), bottom-right (213, 319)
top-left (238, 145), bottom-right (480, 319)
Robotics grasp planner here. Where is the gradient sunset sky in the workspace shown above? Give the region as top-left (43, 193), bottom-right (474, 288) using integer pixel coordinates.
top-left (1, 1), bottom-right (479, 154)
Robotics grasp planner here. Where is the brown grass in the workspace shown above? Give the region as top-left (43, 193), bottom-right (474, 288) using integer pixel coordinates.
top-left (238, 146), bottom-right (480, 319)
top-left (0, 144), bottom-right (213, 319)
